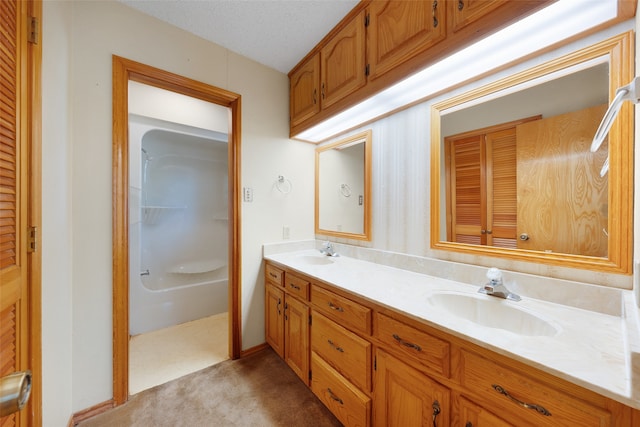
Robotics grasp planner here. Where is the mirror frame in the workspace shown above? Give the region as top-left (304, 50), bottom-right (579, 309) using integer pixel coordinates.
top-left (315, 129), bottom-right (372, 241)
top-left (430, 31), bottom-right (634, 274)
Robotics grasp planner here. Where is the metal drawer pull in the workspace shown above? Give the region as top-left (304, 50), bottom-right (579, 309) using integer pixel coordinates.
top-left (392, 334), bottom-right (422, 351)
top-left (289, 283), bottom-right (301, 290)
top-left (328, 302), bottom-right (344, 312)
top-left (269, 272), bottom-right (278, 279)
top-left (327, 388), bottom-right (343, 405)
top-left (327, 339), bottom-right (344, 353)
top-left (432, 400), bottom-right (441, 427)
top-left (492, 384), bottom-right (551, 416)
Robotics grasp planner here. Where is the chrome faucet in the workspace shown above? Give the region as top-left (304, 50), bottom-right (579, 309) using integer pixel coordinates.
top-left (319, 242), bottom-right (339, 257)
top-left (478, 268), bottom-right (521, 301)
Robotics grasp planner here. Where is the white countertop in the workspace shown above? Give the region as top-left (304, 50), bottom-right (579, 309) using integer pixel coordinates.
top-left (264, 248), bottom-right (640, 410)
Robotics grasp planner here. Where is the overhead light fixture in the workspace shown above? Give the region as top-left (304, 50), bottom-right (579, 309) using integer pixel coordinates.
top-left (296, 0), bottom-right (621, 143)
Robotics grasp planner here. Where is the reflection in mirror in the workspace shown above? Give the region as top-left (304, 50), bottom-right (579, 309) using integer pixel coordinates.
top-left (316, 130), bottom-right (372, 241)
top-left (430, 32), bottom-right (633, 274)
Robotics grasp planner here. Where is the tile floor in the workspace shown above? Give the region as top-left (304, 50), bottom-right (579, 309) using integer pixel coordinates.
top-left (129, 312), bottom-right (229, 394)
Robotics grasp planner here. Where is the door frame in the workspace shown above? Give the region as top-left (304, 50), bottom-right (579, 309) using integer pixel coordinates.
top-left (112, 56), bottom-right (242, 405)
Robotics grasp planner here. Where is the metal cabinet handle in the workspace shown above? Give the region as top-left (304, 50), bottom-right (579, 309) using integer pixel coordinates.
top-left (492, 384), bottom-right (551, 416)
top-left (327, 388), bottom-right (343, 405)
top-left (269, 272), bottom-right (278, 279)
top-left (432, 1), bottom-right (439, 27)
top-left (432, 400), bottom-right (441, 427)
top-left (519, 233), bottom-right (530, 241)
top-left (327, 339), bottom-right (345, 353)
top-left (392, 334), bottom-right (422, 351)
top-left (289, 283), bottom-right (301, 291)
top-left (328, 302), bottom-right (344, 312)
top-left (313, 88), bottom-right (317, 104)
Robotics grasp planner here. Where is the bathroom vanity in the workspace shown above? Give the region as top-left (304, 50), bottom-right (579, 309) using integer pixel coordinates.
top-left (264, 246), bottom-right (640, 426)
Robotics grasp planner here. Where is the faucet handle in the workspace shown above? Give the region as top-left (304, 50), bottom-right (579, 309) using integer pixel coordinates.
top-left (486, 267), bottom-right (502, 282)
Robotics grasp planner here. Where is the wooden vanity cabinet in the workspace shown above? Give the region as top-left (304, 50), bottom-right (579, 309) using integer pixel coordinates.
top-left (264, 267), bottom-right (310, 385)
top-left (264, 261), bottom-right (640, 426)
top-left (458, 396), bottom-right (514, 427)
top-left (374, 348), bottom-right (450, 427)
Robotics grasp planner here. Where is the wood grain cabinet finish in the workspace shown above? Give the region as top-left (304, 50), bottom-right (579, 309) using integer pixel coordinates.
top-left (311, 310), bottom-right (372, 393)
top-left (265, 283), bottom-right (284, 357)
top-left (284, 294), bottom-right (310, 383)
top-left (366, 0), bottom-right (446, 81)
top-left (374, 312), bottom-right (450, 378)
top-left (288, 0), bottom-right (555, 136)
top-left (285, 272), bottom-right (310, 301)
top-left (459, 349), bottom-right (612, 427)
top-left (458, 396), bottom-right (514, 427)
top-left (289, 53), bottom-right (320, 127)
top-left (320, 9), bottom-right (367, 109)
top-left (373, 349), bottom-right (450, 427)
top-left (311, 285), bottom-right (372, 335)
top-left (264, 268), bottom-right (310, 385)
top-left (264, 261), bottom-right (640, 426)
top-left (311, 351), bottom-right (371, 427)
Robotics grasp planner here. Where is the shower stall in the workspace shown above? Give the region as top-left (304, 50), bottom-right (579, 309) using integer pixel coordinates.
top-left (129, 114), bottom-right (229, 335)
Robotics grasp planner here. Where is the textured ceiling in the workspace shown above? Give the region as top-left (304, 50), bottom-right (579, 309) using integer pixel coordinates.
top-left (119, 0), bottom-right (359, 74)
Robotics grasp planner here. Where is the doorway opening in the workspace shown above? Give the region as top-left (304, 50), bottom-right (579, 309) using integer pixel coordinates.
top-left (112, 56), bottom-right (242, 405)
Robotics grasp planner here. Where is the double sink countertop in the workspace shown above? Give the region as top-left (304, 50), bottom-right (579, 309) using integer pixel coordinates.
top-left (263, 244), bottom-right (640, 410)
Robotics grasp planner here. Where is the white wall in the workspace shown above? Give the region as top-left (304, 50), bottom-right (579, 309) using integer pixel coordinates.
top-left (41, 1), bottom-right (73, 425)
top-left (42, 0), bottom-right (314, 420)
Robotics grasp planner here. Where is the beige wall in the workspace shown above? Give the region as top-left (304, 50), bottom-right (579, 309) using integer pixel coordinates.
top-left (42, 0), bottom-right (315, 422)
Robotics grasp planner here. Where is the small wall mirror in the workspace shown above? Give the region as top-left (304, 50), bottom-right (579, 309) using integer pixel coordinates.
top-left (430, 32), bottom-right (634, 274)
top-left (316, 130), bottom-right (372, 240)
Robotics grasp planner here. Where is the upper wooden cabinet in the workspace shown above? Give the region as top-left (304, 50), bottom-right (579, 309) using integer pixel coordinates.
top-left (288, 0), bottom-right (555, 139)
top-left (321, 10), bottom-right (367, 109)
top-left (289, 53), bottom-right (320, 128)
top-left (366, 1), bottom-right (446, 82)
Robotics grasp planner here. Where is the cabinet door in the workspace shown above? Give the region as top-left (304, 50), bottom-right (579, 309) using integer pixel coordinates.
top-left (320, 10), bottom-right (366, 109)
top-left (459, 396), bottom-right (514, 427)
top-left (289, 53), bottom-right (320, 127)
top-left (265, 283), bottom-right (284, 358)
top-left (374, 349), bottom-right (450, 427)
top-left (366, 0), bottom-right (445, 81)
top-left (449, 0), bottom-right (509, 34)
top-left (285, 295), bottom-right (310, 385)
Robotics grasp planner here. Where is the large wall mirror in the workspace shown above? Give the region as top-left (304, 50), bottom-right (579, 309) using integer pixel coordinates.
top-left (316, 130), bottom-right (372, 241)
top-left (430, 31), bottom-right (634, 274)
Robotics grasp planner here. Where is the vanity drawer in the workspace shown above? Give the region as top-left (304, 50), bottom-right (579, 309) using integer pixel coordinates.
top-left (374, 313), bottom-right (450, 378)
top-left (265, 264), bottom-right (284, 287)
top-left (312, 286), bottom-right (372, 335)
top-left (311, 351), bottom-right (371, 427)
top-left (284, 272), bottom-right (310, 301)
top-left (460, 350), bottom-right (611, 427)
top-left (312, 310), bottom-right (372, 393)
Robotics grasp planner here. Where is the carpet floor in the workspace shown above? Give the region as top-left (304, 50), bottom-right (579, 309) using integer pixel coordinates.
top-left (78, 348), bottom-right (342, 427)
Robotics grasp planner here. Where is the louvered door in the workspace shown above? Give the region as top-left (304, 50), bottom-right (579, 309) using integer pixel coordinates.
top-left (1, 1), bottom-right (33, 426)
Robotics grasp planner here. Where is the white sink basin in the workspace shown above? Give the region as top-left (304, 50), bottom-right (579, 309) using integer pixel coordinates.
top-left (295, 255), bottom-right (335, 265)
top-left (426, 292), bottom-right (559, 337)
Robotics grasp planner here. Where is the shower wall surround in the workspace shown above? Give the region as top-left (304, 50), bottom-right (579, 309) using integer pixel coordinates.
top-left (129, 116), bottom-right (229, 334)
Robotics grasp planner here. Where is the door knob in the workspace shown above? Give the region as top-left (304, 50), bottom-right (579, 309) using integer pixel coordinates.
top-left (0, 371), bottom-right (32, 417)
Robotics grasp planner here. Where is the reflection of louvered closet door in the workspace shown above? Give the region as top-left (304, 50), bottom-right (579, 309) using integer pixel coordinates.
top-left (446, 128), bottom-right (517, 248)
top-left (1, 1), bottom-right (29, 426)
